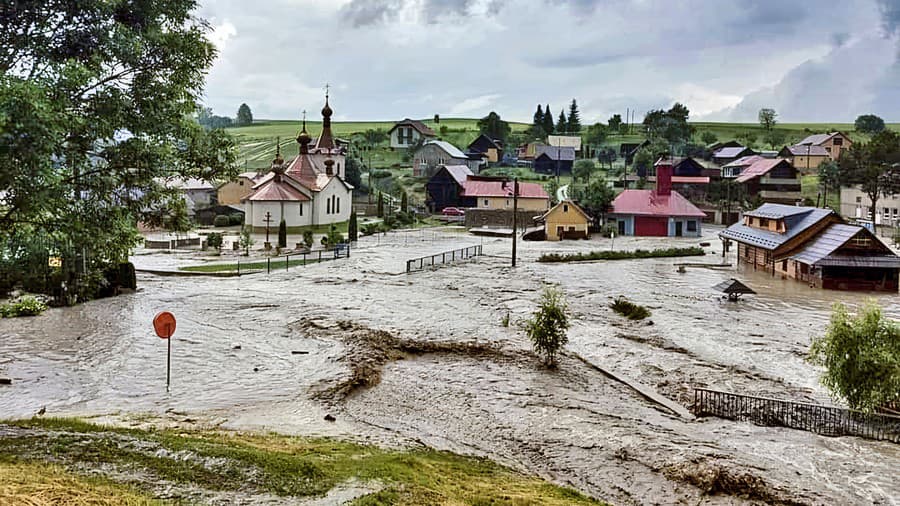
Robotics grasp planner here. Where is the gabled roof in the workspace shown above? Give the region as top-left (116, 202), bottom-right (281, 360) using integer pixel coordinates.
top-left (389, 119), bottom-right (436, 137)
top-left (534, 145), bottom-right (576, 161)
top-left (440, 165), bottom-right (473, 186)
top-left (247, 176), bottom-right (311, 202)
top-left (712, 278), bottom-right (756, 295)
top-left (797, 132), bottom-right (849, 146)
top-left (790, 224), bottom-right (866, 265)
top-left (713, 146), bottom-right (752, 159)
top-left (719, 205), bottom-right (835, 251)
top-left (610, 189), bottom-right (707, 218)
top-left (782, 144), bottom-right (830, 157)
top-left (420, 140), bottom-right (468, 159)
top-left (723, 155), bottom-right (764, 169)
top-left (547, 135), bottom-right (582, 151)
top-left (735, 158), bottom-right (793, 183)
top-left (538, 200), bottom-right (592, 222)
top-left (467, 133), bottom-right (502, 152)
top-left (462, 180), bottom-right (548, 199)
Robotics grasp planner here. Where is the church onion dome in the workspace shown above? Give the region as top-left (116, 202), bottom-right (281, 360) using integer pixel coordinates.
top-left (324, 158), bottom-right (335, 176)
top-left (297, 120), bottom-right (312, 153)
top-left (321, 97), bottom-right (333, 119)
top-left (271, 139), bottom-right (285, 171)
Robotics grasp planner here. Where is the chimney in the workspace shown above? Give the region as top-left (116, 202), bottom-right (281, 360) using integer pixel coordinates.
top-left (656, 160), bottom-right (673, 196)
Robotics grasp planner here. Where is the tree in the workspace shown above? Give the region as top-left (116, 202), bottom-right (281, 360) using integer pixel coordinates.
top-left (348, 212), bottom-right (358, 242)
top-left (809, 301), bottom-right (900, 413)
top-left (701, 131), bottom-right (718, 146)
top-left (855, 114), bottom-right (886, 134)
top-left (839, 130), bottom-right (900, 222)
top-left (608, 114), bottom-right (623, 133)
top-left (542, 104), bottom-right (555, 135)
top-left (477, 112), bottom-right (511, 143)
top-left (567, 99), bottom-right (582, 133)
top-left (758, 108), bottom-right (777, 131)
top-left (400, 191), bottom-right (408, 213)
top-left (236, 103), bottom-right (253, 126)
top-left (376, 191), bottom-right (384, 217)
top-left (596, 147), bottom-right (617, 170)
top-left (583, 123), bottom-right (608, 151)
top-left (524, 286), bottom-right (570, 367)
top-left (239, 226), bottom-right (254, 256)
top-left (302, 231), bottom-right (314, 249)
top-left (575, 176), bottom-right (615, 219)
top-left (345, 156), bottom-right (364, 189)
top-left (206, 232), bottom-right (223, 252)
top-left (0, 1), bottom-right (237, 302)
top-left (643, 103), bottom-right (694, 144)
top-left (556, 109), bottom-right (568, 134)
top-left (277, 219), bottom-right (287, 248)
top-left (572, 160), bottom-right (596, 184)
top-left (764, 129), bottom-right (787, 149)
top-left (532, 105), bottom-right (545, 131)
top-left (736, 130), bottom-right (758, 148)
top-left (818, 160), bottom-right (841, 207)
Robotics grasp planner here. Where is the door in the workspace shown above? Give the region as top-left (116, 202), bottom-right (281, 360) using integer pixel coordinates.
top-left (675, 221), bottom-right (683, 237)
top-left (634, 217), bottom-right (668, 236)
top-left (617, 220), bottom-right (626, 235)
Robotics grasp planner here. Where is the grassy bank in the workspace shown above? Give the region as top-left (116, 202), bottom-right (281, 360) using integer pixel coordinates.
top-left (539, 246), bottom-right (705, 263)
top-left (0, 418), bottom-right (603, 505)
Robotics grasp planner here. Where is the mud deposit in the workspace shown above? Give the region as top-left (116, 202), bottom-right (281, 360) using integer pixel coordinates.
top-left (2, 227), bottom-right (899, 505)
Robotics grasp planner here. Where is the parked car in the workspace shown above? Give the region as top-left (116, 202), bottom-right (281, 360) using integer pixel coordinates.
top-left (441, 207), bottom-right (465, 216)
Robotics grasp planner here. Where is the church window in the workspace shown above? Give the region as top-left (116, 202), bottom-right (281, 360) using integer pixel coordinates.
top-left (299, 203), bottom-right (303, 216)
top-left (336, 197), bottom-right (340, 214)
top-left (327, 198), bottom-right (331, 214)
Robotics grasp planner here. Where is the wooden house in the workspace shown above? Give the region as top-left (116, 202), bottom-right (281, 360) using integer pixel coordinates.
top-left (533, 146), bottom-right (575, 174)
top-left (536, 200), bottom-right (592, 241)
top-left (218, 171), bottom-right (263, 205)
top-left (734, 158), bottom-right (802, 204)
top-left (425, 165), bottom-right (474, 212)
top-left (795, 132), bottom-right (853, 160)
top-left (413, 140), bottom-right (479, 177)
top-left (425, 167), bottom-right (549, 212)
top-left (779, 145), bottom-right (830, 173)
top-left (467, 134), bottom-right (503, 164)
top-left (712, 146), bottom-right (755, 166)
top-left (720, 203), bottom-right (900, 291)
top-left (388, 119), bottom-right (436, 149)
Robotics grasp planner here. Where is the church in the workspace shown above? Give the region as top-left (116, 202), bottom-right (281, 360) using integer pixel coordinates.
top-left (243, 95), bottom-right (354, 234)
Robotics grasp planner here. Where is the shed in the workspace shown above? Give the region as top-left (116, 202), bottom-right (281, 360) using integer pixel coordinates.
top-left (536, 200), bottom-right (592, 241)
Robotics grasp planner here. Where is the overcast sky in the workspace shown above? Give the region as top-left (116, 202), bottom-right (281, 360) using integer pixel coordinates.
top-left (198, 0), bottom-right (900, 124)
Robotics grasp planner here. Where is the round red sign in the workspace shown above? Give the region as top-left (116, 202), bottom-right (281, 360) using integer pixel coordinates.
top-left (153, 312), bottom-right (177, 339)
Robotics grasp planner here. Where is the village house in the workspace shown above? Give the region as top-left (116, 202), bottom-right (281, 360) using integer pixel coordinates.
top-left (720, 203), bottom-right (900, 291)
top-left (721, 155), bottom-right (763, 179)
top-left (779, 145), bottom-right (830, 173)
top-left (160, 177), bottom-right (217, 216)
top-left (794, 132), bottom-right (853, 160)
top-left (424, 165), bottom-right (549, 212)
top-left (516, 141), bottom-right (547, 164)
top-left (707, 140), bottom-right (742, 152)
top-left (607, 161), bottom-right (706, 237)
top-left (536, 200), bottom-right (592, 241)
top-left (840, 185), bottom-right (900, 226)
top-left (218, 171), bottom-right (263, 205)
top-left (712, 145), bottom-right (755, 166)
top-left (467, 134), bottom-right (503, 165)
top-left (734, 157), bottom-right (802, 204)
top-left (547, 135), bottom-right (582, 156)
top-left (413, 140), bottom-right (478, 177)
top-left (533, 145), bottom-right (576, 175)
top-left (242, 96), bottom-right (353, 234)
top-left (424, 165), bottom-right (474, 212)
top-left (388, 119), bottom-right (436, 150)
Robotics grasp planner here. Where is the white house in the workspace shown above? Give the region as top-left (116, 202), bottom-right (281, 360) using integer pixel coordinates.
top-left (388, 119), bottom-right (436, 150)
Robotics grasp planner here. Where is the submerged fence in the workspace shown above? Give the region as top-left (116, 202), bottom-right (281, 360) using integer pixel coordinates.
top-left (694, 388), bottom-right (900, 444)
top-left (406, 245), bottom-right (483, 273)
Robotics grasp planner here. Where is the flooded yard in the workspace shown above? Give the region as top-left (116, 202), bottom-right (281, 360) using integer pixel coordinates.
top-left (1, 226), bottom-right (898, 504)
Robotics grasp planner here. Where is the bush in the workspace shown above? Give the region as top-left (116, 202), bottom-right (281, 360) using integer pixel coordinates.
top-left (809, 301), bottom-right (900, 413)
top-left (610, 297), bottom-right (650, 320)
top-left (213, 215), bottom-right (230, 227)
top-left (524, 286), bottom-right (570, 367)
top-left (206, 232), bottom-right (223, 251)
top-left (302, 231), bottom-right (314, 248)
top-left (1, 295), bottom-right (48, 318)
top-left (538, 247), bottom-right (704, 263)
top-left (370, 169), bottom-right (392, 179)
top-left (277, 219), bottom-right (287, 248)
top-left (228, 213), bottom-right (244, 226)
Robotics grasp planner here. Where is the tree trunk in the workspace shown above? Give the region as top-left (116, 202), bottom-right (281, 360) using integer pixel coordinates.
top-left (869, 193), bottom-right (879, 223)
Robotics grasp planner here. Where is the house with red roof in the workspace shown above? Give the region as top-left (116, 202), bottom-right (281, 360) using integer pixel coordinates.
top-left (425, 165), bottom-right (549, 212)
top-left (607, 162), bottom-right (707, 237)
top-left (734, 157), bottom-right (802, 205)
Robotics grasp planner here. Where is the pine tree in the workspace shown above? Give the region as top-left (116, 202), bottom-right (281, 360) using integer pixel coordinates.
top-left (348, 212), bottom-right (358, 242)
top-left (556, 109), bottom-right (567, 134)
top-left (533, 105), bottom-right (544, 130)
top-left (400, 191), bottom-right (408, 213)
top-left (567, 99), bottom-right (582, 133)
top-left (542, 104), bottom-right (555, 135)
top-left (376, 191), bottom-right (384, 217)
top-left (236, 103), bottom-right (253, 126)
top-left (277, 219), bottom-right (287, 248)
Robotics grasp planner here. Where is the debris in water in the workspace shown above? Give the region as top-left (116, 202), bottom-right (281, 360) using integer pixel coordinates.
top-left (252, 367), bottom-right (259, 372)
top-left (233, 345), bottom-right (242, 350)
top-left (291, 351), bottom-right (309, 355)
top-left (0, 378), bottom-right (11, 385)
top-left (324, 414), bottom-right (336, 422)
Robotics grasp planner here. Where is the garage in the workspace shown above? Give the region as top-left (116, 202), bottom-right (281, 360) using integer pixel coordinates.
top-left (634, 216), bottom-right (668, 236)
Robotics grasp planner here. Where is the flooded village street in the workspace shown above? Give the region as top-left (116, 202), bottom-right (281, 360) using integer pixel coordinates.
top-left (1, 227), bottom-right (898, 505)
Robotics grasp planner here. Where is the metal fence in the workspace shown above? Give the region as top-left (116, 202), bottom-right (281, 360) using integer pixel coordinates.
top-left (406, 245), bottom-right (483, 273)
top-left (230, 244), bottom-right (350, 275)
top-left (694, 388), bottom-right (900, 444)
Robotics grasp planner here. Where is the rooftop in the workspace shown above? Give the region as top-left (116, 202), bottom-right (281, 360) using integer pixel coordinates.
top-left (534, 145), bottom-right (576, 161)
top-left (735, 158), bottom-right (791, 183)
top-left (713, 146), bottom-right (751, 158)
top-left (423, 140), bottom-right (468, 159)
top-left (783, 144), bottom-right (830, 157)
top-left (463, 180), bottom-right (548, 199)
top-left (609, 189), bottom-right (707, 218)
top-left (390, 118), bottom-right (436, 137)
top-left (719, 205), bottom-right (835, 250)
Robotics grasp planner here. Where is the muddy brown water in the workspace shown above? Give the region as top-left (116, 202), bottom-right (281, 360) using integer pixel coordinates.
top-left (1, 226), bottom-right (898, 505)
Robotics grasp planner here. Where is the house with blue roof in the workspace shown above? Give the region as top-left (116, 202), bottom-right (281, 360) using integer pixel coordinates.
top-left (720, 203), bottom-right (900, 291)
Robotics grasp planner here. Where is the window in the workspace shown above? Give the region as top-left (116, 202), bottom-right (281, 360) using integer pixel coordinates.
top-left (299, 203), bottom-right (303, 216)
top-left (336, 197), bottom-right (340, 214)
top-left (833, 137), bottom-right (843, 146)
top-left (856, 196), bottom-right (862, 203)
top-left (327, 199), bottom-right (331, 214)
top-left (239, 180), bottom-right (244, 186)
top-left (782, 260), bottom-right (787, 271)
top-left (686, 220), bottom-right (697, 232)
top-left (759, 218), bottom-right (769, 227)
top-left (484, 199), bottom-right (489, 207)
top-left (853, 236), bottom-right (872, 247)
top-left (563, 204), bottom-right (569, 212)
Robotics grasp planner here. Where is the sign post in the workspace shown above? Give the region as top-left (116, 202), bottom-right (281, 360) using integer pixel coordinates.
top-left (153, 312), bottom-right (177, 392)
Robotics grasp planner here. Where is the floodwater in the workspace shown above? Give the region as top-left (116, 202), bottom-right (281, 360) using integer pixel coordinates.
top-left (1, 226), bottom-right (898, 505)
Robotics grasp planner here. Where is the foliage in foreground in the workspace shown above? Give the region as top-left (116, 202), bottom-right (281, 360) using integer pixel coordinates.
top-left (0, 417), bottom-right (603, 505)
top-left (524, 287), bottom-right (570, 367)
top-left (809, 301), bottom-right (900, 413)
top-left (0, 296), bottom-right (48, 318)
top-left (539, 247), bottom-right (705, 263)
top-left (610, 297), bottom-right (651, 320)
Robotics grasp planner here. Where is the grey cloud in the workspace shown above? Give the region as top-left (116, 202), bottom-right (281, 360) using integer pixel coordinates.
top-left (878, 0), bottom-right (900, 36)
top-left (340, 0), bottom-right (503, 26)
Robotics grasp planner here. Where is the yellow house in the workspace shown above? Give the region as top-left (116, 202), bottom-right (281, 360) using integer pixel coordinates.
top-left (538, 200), bottom-right (592, 241)
top-left (779, 145), bottom-right (830, 173)
top-left (795, 132), bottom-right (853, 160)
top-left (218, 172), bottom-right (262, 205)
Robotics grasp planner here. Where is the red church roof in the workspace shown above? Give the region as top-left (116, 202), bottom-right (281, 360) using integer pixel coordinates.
top-left (610, 189), bottom-right (706, 217)
top-left (248, 176), bottom-right (310, 202)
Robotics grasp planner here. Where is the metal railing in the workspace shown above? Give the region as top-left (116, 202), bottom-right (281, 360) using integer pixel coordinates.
top-left (694, 388), bottom-right (900, 443)
top-left (406, 245), bottom-right (483, 273)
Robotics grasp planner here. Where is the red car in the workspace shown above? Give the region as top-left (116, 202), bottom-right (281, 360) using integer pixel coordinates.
top-left (441, 207), bottom-right (465, 216)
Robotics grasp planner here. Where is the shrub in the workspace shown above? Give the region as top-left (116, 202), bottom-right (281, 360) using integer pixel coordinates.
top-left (1, 296), bottom-right (48, 318)
top-left (228, 213), bottom-right (244, 226)
top-left (610, 297), bottom-right (650, 320)
top-left (538, 247), bottom-right (704, 263)
top-left (213, 215), bottom-right (230, 227)
top-left (239, 226), bottom-right (255, 255)
top-left (348, 213), bottom-right (358, 241)
top-left (524, 287), bottom-right (570, 367)
top-left (277, 219), bottom-right (287, 248)
top-left (119, 262), bottom-right (137, 290)
top-left (206, 232), bottom-right (223, 251)
top-left (302, 230), bottom-right (314, 248)
top-left (371, 169), bottom-right (392, 179)
top-left (809, 301), bottom-right (900, 413)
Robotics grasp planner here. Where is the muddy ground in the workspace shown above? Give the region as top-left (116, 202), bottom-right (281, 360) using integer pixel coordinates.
top-left (1, 226), bottom-right (898, 505)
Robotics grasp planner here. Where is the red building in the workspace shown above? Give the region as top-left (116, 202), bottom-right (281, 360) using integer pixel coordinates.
top-left (607, 162), bottom-right (707, 237)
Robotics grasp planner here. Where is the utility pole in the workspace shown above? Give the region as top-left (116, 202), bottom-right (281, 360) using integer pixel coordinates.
top-left (512, 178), bottom-right (519, 267)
